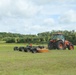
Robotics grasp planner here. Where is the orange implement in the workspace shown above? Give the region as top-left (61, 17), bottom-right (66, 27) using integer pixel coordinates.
top-left (37, 48), bottom-right (49, 53)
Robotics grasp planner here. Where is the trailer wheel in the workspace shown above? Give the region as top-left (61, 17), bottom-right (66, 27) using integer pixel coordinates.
top-left (30, 47), bottom-right (37, 53)
top-left (31, 49), bottom-right (37, 53)
top-left (19, 47), bottom-right (24, 51)
top-left (24, 48), bottom-right (27, 52)
top-left (14, 47), bottom-right (18, 51)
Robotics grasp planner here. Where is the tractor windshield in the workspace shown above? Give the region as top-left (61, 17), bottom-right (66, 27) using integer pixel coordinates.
top-left (52, 34), bottom-right (65, 41)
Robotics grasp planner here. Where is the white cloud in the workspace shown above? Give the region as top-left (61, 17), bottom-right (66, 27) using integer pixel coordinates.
top-left (14, 0), bottom-right (42, 17)
top-left (43, 18), bottom-right (55, 25)
top-left (28, 0), bottom-right (76, 5)
top-left (0, 0), bottom-right (11, 7)
top-left (59, 10), bottom-right (76, 23)
top-left (0, 0), bottom-right (11, 17)
top-left (0, 0), bottom-right (42, 18)
top-left (0, 0), bottom-right (76, 34)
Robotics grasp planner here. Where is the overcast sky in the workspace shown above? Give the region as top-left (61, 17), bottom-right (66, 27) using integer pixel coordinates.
top-left (0, 0), bottom-right (76, 34)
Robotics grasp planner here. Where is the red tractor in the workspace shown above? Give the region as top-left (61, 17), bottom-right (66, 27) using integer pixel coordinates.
top-left (48, 33), bottom-right (74, 50)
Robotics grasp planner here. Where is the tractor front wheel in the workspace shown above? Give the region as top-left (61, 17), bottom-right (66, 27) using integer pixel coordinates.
top-left (68, 44), bottom-right (74, 50)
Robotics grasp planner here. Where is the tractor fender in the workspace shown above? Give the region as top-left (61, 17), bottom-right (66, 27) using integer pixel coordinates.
top-left (64, 40), bottom-right (70, 46)
top-left (64, 40), bottom-right (74, 50)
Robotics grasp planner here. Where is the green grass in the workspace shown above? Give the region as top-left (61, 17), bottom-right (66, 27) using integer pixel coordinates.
top-left (0, 41), bottom-right (6, 43)
top-left (0, 43), bottom-right (76, 75)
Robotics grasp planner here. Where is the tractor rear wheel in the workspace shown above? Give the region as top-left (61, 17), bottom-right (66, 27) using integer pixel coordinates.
top-left (56, 41), bottom-right (65, 50)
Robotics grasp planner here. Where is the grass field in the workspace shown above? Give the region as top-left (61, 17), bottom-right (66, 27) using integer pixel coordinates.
top-left (0, 43), bottom-right (76, 75)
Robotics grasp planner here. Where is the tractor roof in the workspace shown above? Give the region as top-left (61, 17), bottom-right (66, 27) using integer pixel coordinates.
top-left (54, 32), bottom-right (63, 35)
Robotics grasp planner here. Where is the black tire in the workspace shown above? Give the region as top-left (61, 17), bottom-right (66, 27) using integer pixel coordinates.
top-left (14, 47), bottom-right (19, 51)
top-left (67, 44), bottom-right (74, 50)
top-left (24, 47), bottom-right (31, 52)
top-left (31, 49), bottom-right (37, 53)
top-left (24, 48), bottom-right (27, 52)
top-left (48, 42), bottom-right (53, 50)
top-left (19, 47), bottom-right (24, 51)
top-left (30, 47), bottom-right (37, 53)
top-left (56, 41), bottom-right (65, 50)
top-left (19, 47), bottom-right (22, 51)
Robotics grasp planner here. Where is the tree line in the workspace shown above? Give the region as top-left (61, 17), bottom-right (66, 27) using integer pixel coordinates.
top-left (0, 30), bottom-right (76, 45)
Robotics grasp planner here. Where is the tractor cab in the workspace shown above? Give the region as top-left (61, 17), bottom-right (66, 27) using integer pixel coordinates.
top-left (52, 33), bottom-right (65, 42)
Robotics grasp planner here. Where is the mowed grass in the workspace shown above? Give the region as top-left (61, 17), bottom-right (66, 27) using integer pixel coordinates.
top-left (0, 43), bottom-right (76, 75)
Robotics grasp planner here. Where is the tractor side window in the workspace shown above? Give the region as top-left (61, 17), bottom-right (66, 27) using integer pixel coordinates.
top-left (60, 35), bottom-right (65, 41)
